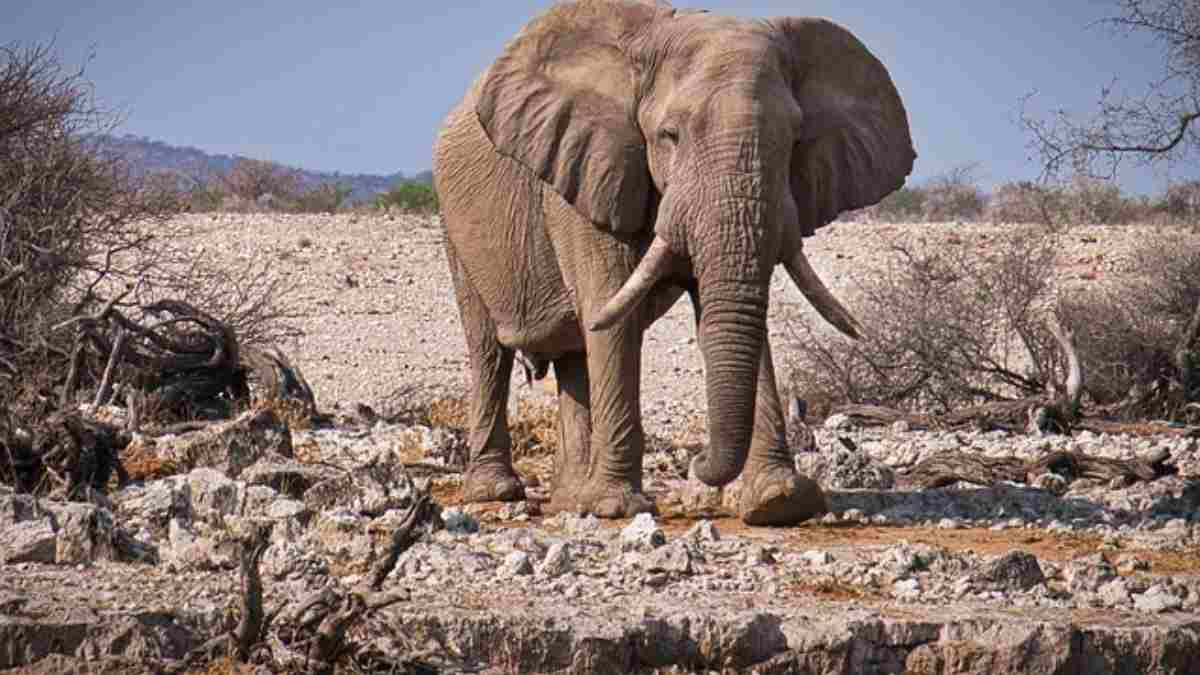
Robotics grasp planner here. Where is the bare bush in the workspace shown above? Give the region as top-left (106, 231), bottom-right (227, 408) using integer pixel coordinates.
top-left (923, 164), bottom-right (987, 223)
top-left (1161, 179), bottom-right (1200, 222)
top-left (1, 41), bottom-right (295, 434)
top-left (1059, 232), bottom-right (1200, 417)
top-left (291, 182), bottom-right (352, 214)
top-left (987, 181), bottom-right (1069, 226)
top-left (786, 228), bottom-right (1062, 414)
top-left (1, 42), bottom-right (174, 402)
top-left (220, 158), bottom-right (300, 209)
top-left (1062, 175), bottom-right (1135, 225)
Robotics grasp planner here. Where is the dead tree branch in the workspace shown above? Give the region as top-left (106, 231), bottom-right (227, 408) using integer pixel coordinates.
top-left (234, 523), bottom-right (272, 663)
top-left (370, 488), bottom-right (434, 591)
top-left (896, 446), bottom-right (1176, 490)
top-left (92, 327), bottom-right (126, 409)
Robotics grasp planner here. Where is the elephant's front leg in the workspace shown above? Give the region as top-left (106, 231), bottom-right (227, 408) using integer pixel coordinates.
top-left (737, 339), bottom-right (828, 525)
top-left (577, 317), bottom-right (655, 517)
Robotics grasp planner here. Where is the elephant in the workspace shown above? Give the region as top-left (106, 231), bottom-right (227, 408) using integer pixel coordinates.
top-left (432, 0), bottom-right (915, 525)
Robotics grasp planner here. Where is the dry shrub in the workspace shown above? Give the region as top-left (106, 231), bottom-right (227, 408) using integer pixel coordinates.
top-left (786, 228), bottom-right (1062, 413)
top-left (425, 396), bottom-right (469, 430)
top-left (510, 399), bottom-right (559, 459)
top-left (0, 43), bottom-right (296, 493)
top-left (923, 164), bottom-right (986, 223)
top-left (987, 181), bottom-right (1069, 226)
top-left (1058, 232), bottom-right (1200, 417)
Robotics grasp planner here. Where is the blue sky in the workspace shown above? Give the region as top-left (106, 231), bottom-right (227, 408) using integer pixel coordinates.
top-left (4, 0), bottom-right (1181, 193)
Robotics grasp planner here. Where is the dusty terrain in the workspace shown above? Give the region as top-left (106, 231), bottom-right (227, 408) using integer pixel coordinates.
top-left (3, 214), bottom-right (1200, 674)
top-left (176, 212), bottom-right (1188, 430)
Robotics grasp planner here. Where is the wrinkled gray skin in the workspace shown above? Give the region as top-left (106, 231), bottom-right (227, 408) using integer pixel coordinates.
top-left (433, 0), bottom-right (915, 525)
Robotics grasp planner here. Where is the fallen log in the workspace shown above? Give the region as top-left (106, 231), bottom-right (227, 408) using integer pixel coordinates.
top-left (896, 446), bottom-right (1176, 490)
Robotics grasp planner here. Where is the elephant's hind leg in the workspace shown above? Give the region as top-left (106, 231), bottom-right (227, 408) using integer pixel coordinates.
top-left (446, 241), bottom-right (525, 503)
top-left (738, 340), bottom-right (827, 525)
top-left (546, 351), bottom-right (592, 513)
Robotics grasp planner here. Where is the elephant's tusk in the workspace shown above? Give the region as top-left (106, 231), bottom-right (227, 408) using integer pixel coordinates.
top-left (783, 248), bottom-right (863, 339)
top-left (590, 236), bottom-right (675, 331)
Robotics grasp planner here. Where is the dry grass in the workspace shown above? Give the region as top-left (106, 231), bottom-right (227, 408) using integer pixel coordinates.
top-left (260, 397), bottom-right (315, 432)
top-left (425, 396), bottom-right (468, 429)
top-left (121, 439), bottom-right (181, 482)
top-left (510, 399), bottom-right (559, 459)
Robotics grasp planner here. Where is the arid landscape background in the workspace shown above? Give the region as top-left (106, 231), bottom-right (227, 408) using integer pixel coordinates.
top-left (5, 6), bottom-right (1200, 668)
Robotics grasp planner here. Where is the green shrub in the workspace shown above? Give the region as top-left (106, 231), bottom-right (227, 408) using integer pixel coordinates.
top-left (874, 186), bottom-right (926, 222)
top-left (375, 180), bottom-right (438, 214)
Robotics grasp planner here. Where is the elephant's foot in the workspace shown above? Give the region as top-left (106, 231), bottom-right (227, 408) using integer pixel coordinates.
top-left (557, 479), bottom-right (655, 519)
top-left (738, 465), bottom-right (827, 526)
top-left (462, 463), bottom-right (525, 503)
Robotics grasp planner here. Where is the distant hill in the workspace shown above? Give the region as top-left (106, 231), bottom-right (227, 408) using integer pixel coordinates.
top-left (94, 134), bottom-right (431, 204)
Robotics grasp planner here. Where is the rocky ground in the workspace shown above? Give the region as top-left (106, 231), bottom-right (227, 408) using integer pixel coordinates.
top-left (2, 214), bottom-right (1200, 673)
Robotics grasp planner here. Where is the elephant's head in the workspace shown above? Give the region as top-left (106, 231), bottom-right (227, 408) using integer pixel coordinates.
top-left (476, 0), bottom-right (915, 486)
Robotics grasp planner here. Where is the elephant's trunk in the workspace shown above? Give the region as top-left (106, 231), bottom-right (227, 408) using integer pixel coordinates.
top-left (689, 191), bottom-right (772, 487)
top-left (691, 291), bottom-right (766, 486)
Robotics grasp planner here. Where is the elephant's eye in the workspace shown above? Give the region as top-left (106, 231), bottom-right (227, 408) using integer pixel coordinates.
top-left (659, 126), bottom-right (680, 145)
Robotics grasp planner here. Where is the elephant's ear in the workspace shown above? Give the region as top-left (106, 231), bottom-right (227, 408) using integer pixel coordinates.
top-left (477, 1), bottom-right (668, 232)
top-left (773, 17), bottom-right (917, 236)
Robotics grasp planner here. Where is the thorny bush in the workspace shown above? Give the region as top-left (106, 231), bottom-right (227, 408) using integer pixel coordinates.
top-left (0, 41), bottom-right (294, 429)
top-left (1058, 232), bottom-right (1200, 419)
top-left (786, 228), bottom-right (1065, 415)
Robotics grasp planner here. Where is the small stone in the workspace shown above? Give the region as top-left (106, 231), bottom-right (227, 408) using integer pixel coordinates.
top-left (498, 551), bottom-right (533, 577)
top-left (977, 550), bottom-right (1045, 592)
top-left (620, 513), bottom-right (665, 550)
top-left (1065, 553), bottom-right (1116, 593)
top-left (936, 518), bottom-right (961, 530)
top-left (187, 468), bottom-right (244, 522)
top-left (496, 501), bottom-right (537, 522)
top-left (1098, 578), bottom-right (1132, 607)
top-left (441, 508), bottom-right (480, 535)
top-left (1032, 473), bottom-right (1069, 496)
top-left (266, 499), bottom-right (310, 522)
top-left (684, 520), bottom-right (720, 543)
top-left (744, 544), bottom-right (777, 566)
top-left (645, 543), bottom-right (695, 575)
top-left (893, 578), bottom-right (921, 599)
top-left (560, 512), bottom-right (600, 535)
top-left (821, 513), bottom-right (840, 525)
top-left (1134, 585), bottom-right (1183, 613)
top-left (814, 448), bottom-right (895, 490)
top-left (824, 414), bottom-right (852, 430)
top-left (801, 550), bottom-right (833, 566)
top-left (643, 572), bottom-right (671, 588)
top-left (952, 576), bottom-right (973, 597)
top-left (538, 542), bottom-right (573, 578)
top-left (841, 509), bottom-right (866, 523)
top-left (2, 520), bottom-right (57, 564)
top-left (1161, 518), bottom-right (1189, 533)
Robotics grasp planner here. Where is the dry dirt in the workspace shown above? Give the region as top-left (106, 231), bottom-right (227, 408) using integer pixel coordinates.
top-left (178, 212), bottom-right (1197, 434)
